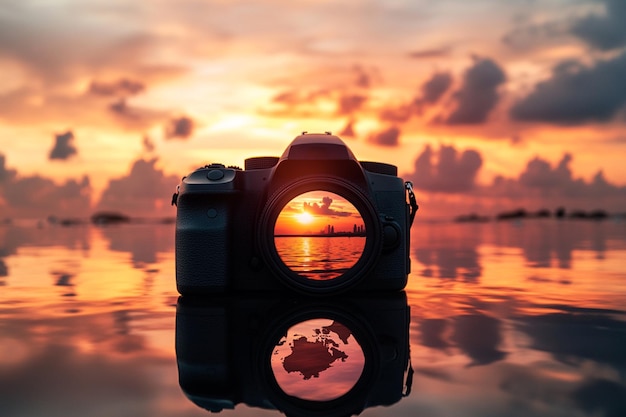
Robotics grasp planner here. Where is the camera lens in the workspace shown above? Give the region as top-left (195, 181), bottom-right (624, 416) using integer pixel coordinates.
top-left (270, 318), bottom-right (365, 401)
top-left (274, 191), bottom-right (366, 281)
top-left (259, 177), bottom-right (381, 294)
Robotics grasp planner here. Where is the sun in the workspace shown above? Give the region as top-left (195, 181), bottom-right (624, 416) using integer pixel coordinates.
top-left (295, 211), bottom-right (314, 224)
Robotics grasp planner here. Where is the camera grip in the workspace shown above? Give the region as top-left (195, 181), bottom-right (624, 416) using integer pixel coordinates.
top-left (176, 201), bottom-right (230, 294)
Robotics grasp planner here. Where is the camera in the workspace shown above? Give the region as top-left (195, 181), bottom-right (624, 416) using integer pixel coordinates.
top-left (175, 292), bottom-right (412, 417)
top-left (172, 132), bottom-right (417, 295)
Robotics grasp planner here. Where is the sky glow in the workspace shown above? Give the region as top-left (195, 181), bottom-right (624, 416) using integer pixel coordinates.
top-left (1, 0), bottom-right (625, 219)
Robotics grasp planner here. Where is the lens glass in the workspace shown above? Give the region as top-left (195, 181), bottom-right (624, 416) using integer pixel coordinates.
top-left (270, 318), bottom-right (365, 401)
top-left (274, 191), bottom-right (366, 281)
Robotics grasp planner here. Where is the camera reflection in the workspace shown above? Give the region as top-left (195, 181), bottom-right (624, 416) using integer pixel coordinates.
top-left (175, 291), bottom-right (412, 417)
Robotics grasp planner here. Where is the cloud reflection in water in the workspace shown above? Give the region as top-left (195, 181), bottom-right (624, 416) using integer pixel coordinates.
top-left (0, 219), bottom-right (624, 416)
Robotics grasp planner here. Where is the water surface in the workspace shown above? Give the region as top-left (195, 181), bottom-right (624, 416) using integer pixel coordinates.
top-left (1, 219), bottom-right (625, 416)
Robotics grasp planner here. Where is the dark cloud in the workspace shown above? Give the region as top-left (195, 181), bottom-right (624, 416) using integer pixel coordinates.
top-left (165, 116), bottom-right (194, 140)
top-left (264, 88), bottom-right (349, 119)
top-left (271, 89), bottom-right (330, 107)
top-left (339, 120), bottom-right (356, 137)
top-left (501, 20), bottom-right (568, 51)
top-left (409, 144), bottom-right (483, 193)
top-left (0, 154), bottom-right (17, 183)
top-left (0, 155), bottom-right (91, 219)
top-left (510, 52), bottom-right (626, 123)
top-left (445, 58), bottom-right (506, 124)
top-left (379, 105), bottom-right (413, 123)
top-left (96, 158), bottom-right (179, 218)
top-left (512, 153), bottom-right (626, 200)
top-left (89, 78), bottom-right (145, 97)
top-left (407, 48), bottom-right (450, 59)
top-left (519, 154), bottom-right (573, 189)
top-left (103, 98), bottom-right (171, 130)
top-left (337, 94), bottom-right (367, 115)
top-left (49, 131), bottom-right (78, 161)
top-left (302, 196), bottom-right (353, 218)
top-left (352, 65), bottom-right (372, 88)
top-left (0, 258), bottom-right (7, 277)
top-left (479, 151), bottom-right (626, 215)
top-left (378, 72), bottom-right (452, 124)
top-left (406, 144), bottom-right (626, 216)
top-left (108, 98), bottom-right (136, 118)
top-left (142, 136), bottom-right (155, 153)
top-left (419, 72), bottom-right (453, 105)
top-left (369, 126), bottom-right (400, 147)
top-left (571, 0), bottom-right (626, 51)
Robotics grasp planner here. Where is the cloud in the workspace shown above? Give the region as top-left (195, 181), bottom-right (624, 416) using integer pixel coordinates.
top-left (89, 78), bottom-right (146, 97)
top-left (108, 98), bottom-right (140, 118)
top-left (419, 72), bottom-right (453, 105)
top-left (337, 94), bottom-right (367, 115)
top-left (265, 87), bottom-right (360, 119)
top-left (352, 65), bottom-right (373, 88)
top-left (408, 144), bottom-right (483, 193)
top-left (519, 154), bottom-right (574, 189)
top-left (164, 116), bottom-right (194, 140)
top-left (49, 131), bottom-right (78, 160)
top-left (0, 4), bottom-right (185, 131)
top-left (512, 153), bottom-right (626, 200)
top-left (501, 20), bottom-right (569, 51)
top-left (406, 146), bottom-right (626, 217)
top-left (368, 126), bottom-right (400, 146)
top-left (379, 71), bottom-right (452, 124)
top-left (570, 0), bottom-right (626, 51)
top-left (0, 154), bottom-right (91, 219)
top-left (379, 105), bottom-right (414, 123)
top-left (96, 158), bottom-right (179, 218)
top-left (407, 48), bottom-right (450, 59)
top-left (339, 120), bottom-right (356, 137)
top-left (510, 52), bottom-right (626, 123)
top-left (445, 58), bottom-right (506, 124)
top-left (302, 196), bottom-right (354, 218)
top-left (142, 136), bottom-right (155, 153)
top-left (0, 154), bottom-right (17, 183)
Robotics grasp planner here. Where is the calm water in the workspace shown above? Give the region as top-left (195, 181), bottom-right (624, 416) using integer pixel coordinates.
top-left (1, 219), bottom-right (626, 417)
top-left (275, 236), bottom-right (365, 280)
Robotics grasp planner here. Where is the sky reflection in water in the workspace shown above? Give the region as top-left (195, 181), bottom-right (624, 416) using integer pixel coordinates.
top-left (1, 220), bottom-right (626, 416)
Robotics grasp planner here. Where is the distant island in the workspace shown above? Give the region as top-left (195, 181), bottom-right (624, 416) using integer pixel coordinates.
top-left (43, 211), bottom-right (176, 227)
top-left (454, 207), bottom-right (622, 223)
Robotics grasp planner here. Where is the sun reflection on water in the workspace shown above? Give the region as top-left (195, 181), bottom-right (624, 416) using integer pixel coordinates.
top-left (0, 219), bottom-right (625, 416)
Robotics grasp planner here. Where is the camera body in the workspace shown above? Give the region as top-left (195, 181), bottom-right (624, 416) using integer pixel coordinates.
top-left (175, 292), bottom-right (412, 417)
top-left (174, 132), bottom-right (412, 295)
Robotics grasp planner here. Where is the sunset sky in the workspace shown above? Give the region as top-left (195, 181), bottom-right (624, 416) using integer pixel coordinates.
top-left (1, 0), bottom-right (625, 220)
top-left (274, 191), bottom-right (363, 235)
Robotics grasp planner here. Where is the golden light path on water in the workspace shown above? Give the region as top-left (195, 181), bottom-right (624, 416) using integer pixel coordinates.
top-left (0, 219), bottom-right (625, 416)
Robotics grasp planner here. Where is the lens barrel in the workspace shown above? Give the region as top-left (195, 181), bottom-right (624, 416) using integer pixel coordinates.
top-left (258, 176), bottom-right (381, 295)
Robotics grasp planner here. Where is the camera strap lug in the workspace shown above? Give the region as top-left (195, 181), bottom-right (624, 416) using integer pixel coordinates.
top-left (171, 185), bottom-right (180, 206)
top-left (405, 181), bottom-right (418, 226)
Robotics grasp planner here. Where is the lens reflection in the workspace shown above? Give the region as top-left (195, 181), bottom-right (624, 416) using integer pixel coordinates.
top-left (274, 191), bottom-right (366, 281)
top-left (271, 318), bottom-right (365, 402)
